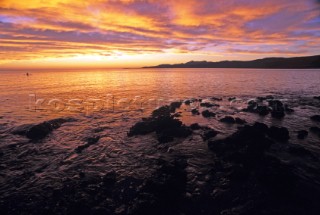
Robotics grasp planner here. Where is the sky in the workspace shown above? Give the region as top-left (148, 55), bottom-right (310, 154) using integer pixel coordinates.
top-left (0, 0), bottom-right (320, 69)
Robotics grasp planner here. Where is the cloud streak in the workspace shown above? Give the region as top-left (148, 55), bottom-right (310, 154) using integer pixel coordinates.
top-left (0, 0), bottom-right (319, 68)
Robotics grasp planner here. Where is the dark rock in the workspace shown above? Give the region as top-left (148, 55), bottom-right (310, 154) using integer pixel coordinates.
top-left (75, 136), bottom-right (100, 153)
top-left (169, 101), bottom-right (182, 112)
top-left (271, 110), bottom-right (285, 119)
top-left (157, 133), bottom-right (174, 143)
top-left (144, 159), bottom-right (187, 211)
top-left (92, 207), bottom-right (112, 215)
top-left (268, 100), bottom-right (284, 109)
top-left (191, 108), bottom-right (200, 115)
top-left (11, 124), bottom-right (34, 135)
top-left (26, 118), bottom-right (68, 140)
top-left (190, 123), bottom-right (201, 130)
top-left (235, 117), bottom-right (246, 124)
top-left (154, 117), bottom-right (183, 132)
top-left (211, 97), bottom-right (222, 101)
top-left (288, 145), bottom-right (312, 157)
top-left (184, 100), bottom-right (191, 105)
top-left (297, 130), bottom-right (308, 139)
top-left (310, 115), bottom-right (320, 122)
top-left (267, 126), bottom-right (290, 141)
top-left (156, 126), bottom-right (192, 143)
top-left (200, 102), bottom-right (219, 108)
top-left (202, 128), bottom-right (218, 141)
top-left (152, 105), bottom-right (171, 118)
top-left (314, 96), bottom-right (320, 100)
top-left (257, 95), bottom-right (274, 101)
top-left (252, 122), bottom-right (269, 133)
top-left (220, 116), bottom-right (235, 123)
top-left (309, 126), bottom-right (320, 136)
top-left (269, 100), bottom-right (285, 119)
top-left (202, 110), bottom-right (216, 118)
top-left (243, 101), bottom-right (258, 113)
top-left (257, 156), bottom-right (296, 197)
top-left (228, 97), bottom-right (236, 101)
top-left (128, 106), bottom-right (192, 143)
top-left (257, 106), bottom-right (270, 116)
top-left (127, 119), bottom-right (156, 136)
top-left (102, 171), bottom-right (117, 186)
top-left (208, 124), bottom-right (275, 160)
top-left (207, 138), bottom-right (228, 153)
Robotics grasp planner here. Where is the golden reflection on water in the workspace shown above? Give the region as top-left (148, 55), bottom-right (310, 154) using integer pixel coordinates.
top-left (0, 68), bottom-right (320, 124)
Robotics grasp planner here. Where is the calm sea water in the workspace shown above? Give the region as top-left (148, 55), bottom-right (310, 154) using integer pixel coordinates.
top-left (0, 68), bottom-right (320, 124)
top-left (0, 68), bottom-right (320, 201)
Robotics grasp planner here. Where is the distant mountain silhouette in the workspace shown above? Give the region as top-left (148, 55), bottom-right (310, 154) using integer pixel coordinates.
top-left (144, 55), bottom-right (320, 69)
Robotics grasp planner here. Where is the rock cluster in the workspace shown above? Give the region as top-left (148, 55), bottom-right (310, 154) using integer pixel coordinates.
top-left (128, 103), bottom-right (192, 143)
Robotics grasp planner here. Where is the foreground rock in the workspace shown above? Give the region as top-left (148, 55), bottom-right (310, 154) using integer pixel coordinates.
top-left (267, 126), bottom-right (290, 141)
top-left (208, 123), bottom-right (275, 163)
top-left (12, 118), bottom-right (71, 140)
top-left (128, 105), bottom-right (192, 143)
top-left (201, 110), bottom-right (216, 118)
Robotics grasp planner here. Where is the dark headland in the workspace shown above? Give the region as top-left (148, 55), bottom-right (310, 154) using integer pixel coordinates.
top-left (144, 55), bottom-right (320, 69)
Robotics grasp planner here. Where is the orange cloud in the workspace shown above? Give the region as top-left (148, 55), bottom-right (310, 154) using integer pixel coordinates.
top-left (0, 0), bottom-right (319, 69)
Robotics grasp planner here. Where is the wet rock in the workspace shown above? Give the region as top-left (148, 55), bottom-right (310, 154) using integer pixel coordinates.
top-left (267, 126), bottom-right (289, 141)
top-left (243, 101), bottom-right (258, 113)
top-left (91, 207), bottom-right (112, 215)
top-left (314, 96), bottom-right (320, 100)
top-left (200, 102), bottom-right (219, 108)
top-left (152, 105), bottom-right (171, 118)
top-left (257, 156), bottom-right (296, 197)
top-left (252, 122), bottom-right (269, 133)
top-left (190, 123), bottom-right (201, 130)
top-left (257, 95), bottom-right (274, 101)
top-left (11, 124), bottom-right (34, 135)
top-left (219, 116), bottom-right (235, 123)
top-left (271, 110), bottom-right (285, 119)
top-left (207, 138), bottom-right (227, 153)
top-left (309, 126), bottom-right (320, 136)
top-left (235, 117), bottom-right (246, 124)
top-left (202, 110), bottom-right (216, 118)
top-left (157, 126), bottom-right (192, 143)
top-left (288, 145), bottom-right (312, 157)
top-left (297, 130), bottom-right (308, 139)
top-left (211, 97), bottom-right (222, 101)
top-left (102, 171), bottom-right (117, 186)
top-left (127, 119), bottom-right (156, 136)
top-left (143, 159), bottom-right (187, 213)
top-left (208, 124), bottom-right (275, 161)
top-left (129, 105), bottom-right (192, 143)
top-left (170, 101), bottom-right (182, 112)
top-left (75, 136), bottom-right (100, 153)
top-left (268, 100), bottom-right (284, 108)
top-left (184, 100), bottom-right (191, 105)
top-left (191, 108), bottom-right (200, 115)
top-left (25, 118), bottom-right (69, 140)
top-left (269, 100), bottom-right (285, 119)
top-left (310, 115), bottom-right (320, 122)
top-left (257, 105), bottom-right (270, 116)
top-left (202, 128), bottom-right (218, 141)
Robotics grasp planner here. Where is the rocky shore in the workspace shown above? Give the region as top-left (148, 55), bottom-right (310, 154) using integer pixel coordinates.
top-left (1, 95), bottom-right (320, 214)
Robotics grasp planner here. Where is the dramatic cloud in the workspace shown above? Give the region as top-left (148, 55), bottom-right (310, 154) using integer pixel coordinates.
top-left (0, 0), bottom-right (319, 68)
